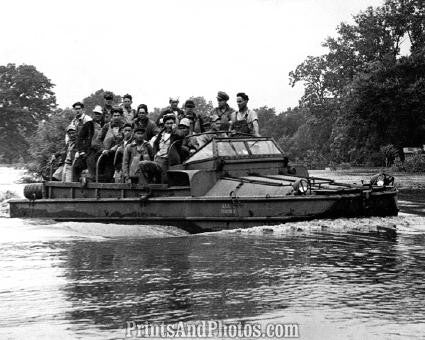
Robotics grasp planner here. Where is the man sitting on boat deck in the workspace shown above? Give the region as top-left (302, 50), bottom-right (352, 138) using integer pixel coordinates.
top-left (168, 118), bottom-right (199, 165)
top-left (99, 127), bottom-right (125, 182)
top-left (96, 106), bottom-right (126, 182)
top-left (151, 114), bottom-right (175, 182)
top-left (122, 127), bottom-right (161, 184)
top-left (231, 92), bottom-right (260, 137)
top-left (74, 105), bottom-right (105, 182)
top-left (112, 123), bottom-right (133, 183)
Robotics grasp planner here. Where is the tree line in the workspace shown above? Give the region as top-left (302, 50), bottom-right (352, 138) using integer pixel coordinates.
top-left (0, 0), bottom-right (424, 170)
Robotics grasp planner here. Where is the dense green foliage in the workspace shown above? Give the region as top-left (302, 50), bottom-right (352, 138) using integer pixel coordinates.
top-left (0, 63), bottom-right (56, 162)
top-left (285, 0), bottom-right (425, 166)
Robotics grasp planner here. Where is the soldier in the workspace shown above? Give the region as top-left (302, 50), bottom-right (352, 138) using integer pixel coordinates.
top-left (210, 91), bottom-right (235, 131)
top-left (231, 92), bottom-right (260, 136)
top-left (121, 93), bottom-right (136, 124)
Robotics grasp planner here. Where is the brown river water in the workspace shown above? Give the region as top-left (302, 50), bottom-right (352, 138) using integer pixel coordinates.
top-left (0, 166), bottom-right (424, 339)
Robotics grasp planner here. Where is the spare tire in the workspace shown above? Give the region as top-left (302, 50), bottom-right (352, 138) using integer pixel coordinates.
top-left (24, 183), bottom-right (44, 200)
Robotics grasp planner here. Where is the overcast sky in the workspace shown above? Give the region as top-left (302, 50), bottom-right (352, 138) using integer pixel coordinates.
top-left (1, 0), bottom-right (384, 112)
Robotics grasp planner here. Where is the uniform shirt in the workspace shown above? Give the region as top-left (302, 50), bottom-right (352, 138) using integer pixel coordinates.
top-left (210, 104), bottom-right (235, 130)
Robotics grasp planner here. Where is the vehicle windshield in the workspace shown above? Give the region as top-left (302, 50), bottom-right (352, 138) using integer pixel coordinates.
top-left (246, 140), bottom-right (281, 155)
top-left (185, 141), bottom-right (213, 162)
top-left (217, 141), bottom-right (249, 156)
top-left (216, 140), bottom-right (281, 157)
top-left (185, 138), bottom-right (282, 163)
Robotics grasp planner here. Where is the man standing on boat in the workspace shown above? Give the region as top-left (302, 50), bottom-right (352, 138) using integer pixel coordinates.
top-left (68, 102), bottom-right (92, 143)
top-left (74, 105), bottom-right (105, 182)
top-left (210, 91), bottom-right (235, 131)
top-left (231, 92), bottom-right (260, 136)
top-left (121, 93), bottom-right (136, 124)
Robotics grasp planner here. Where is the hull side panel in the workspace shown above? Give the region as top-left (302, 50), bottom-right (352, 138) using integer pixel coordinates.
top-left (9, 191), bottom-right (398, 232)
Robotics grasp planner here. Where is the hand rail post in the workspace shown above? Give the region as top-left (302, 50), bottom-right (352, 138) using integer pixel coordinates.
top-left (95, 153), bottom-right (105, 183)
top-left (49, 160), bottom-right (53, 181)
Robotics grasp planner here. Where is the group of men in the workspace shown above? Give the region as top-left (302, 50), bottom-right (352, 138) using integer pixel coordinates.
top-left (54, 91), bottom-right (260, 184)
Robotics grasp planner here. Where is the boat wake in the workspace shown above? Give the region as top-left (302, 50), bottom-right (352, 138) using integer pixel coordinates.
top-left (224, 214), bottom-right (425, 236)
top-left (0, 217), bottom-right (189, 243)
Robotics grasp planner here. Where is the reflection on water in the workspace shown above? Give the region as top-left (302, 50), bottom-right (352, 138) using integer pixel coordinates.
top-left (1, 219), bottom-right (425, 339)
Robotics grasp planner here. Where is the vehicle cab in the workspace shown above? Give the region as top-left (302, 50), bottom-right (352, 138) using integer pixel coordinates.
top-left (167, 136), bottom-right (308, 195)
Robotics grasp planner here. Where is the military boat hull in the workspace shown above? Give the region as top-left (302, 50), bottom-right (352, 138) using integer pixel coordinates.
top-left (9, 182), bottom-right (398, 233)
top-left (9, 136), bottom-right (398, 233)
